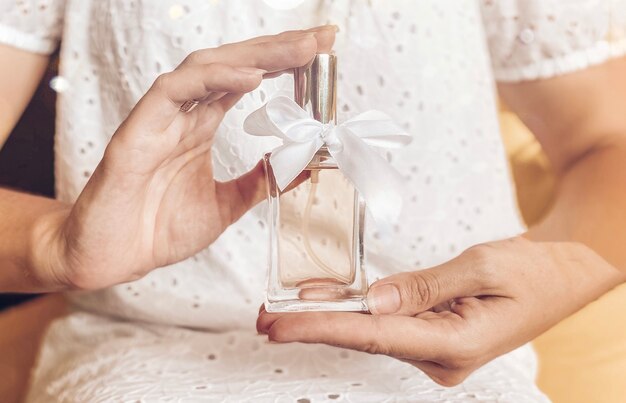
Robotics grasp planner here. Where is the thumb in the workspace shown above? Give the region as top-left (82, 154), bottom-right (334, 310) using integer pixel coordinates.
top-left (367, 256), bottom-right (482, 316)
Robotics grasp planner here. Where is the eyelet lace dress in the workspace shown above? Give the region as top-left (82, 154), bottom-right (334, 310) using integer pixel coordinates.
top-left (1, 0), bottom-right (625, 401)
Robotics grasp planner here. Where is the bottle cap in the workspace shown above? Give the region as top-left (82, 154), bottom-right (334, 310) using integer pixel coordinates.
top-left (294, 53), bottom-right (337, 124)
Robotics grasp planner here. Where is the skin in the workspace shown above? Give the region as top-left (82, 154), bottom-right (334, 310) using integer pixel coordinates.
top-left (0, 45), bottom-right (49, 148)
top-left (0, 25), bottom-right (337, 292)
top-left (257, 56), bottom-right (626, 386)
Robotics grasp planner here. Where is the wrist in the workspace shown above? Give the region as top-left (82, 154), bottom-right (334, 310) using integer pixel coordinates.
top-left (28, 206), bottom-right (73, 291)
top-left (568, 241), bottom-right (626, 286)
top-left (544, 240), bottom-right (626, 303)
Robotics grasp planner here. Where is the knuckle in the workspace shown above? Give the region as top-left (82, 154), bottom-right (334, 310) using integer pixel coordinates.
top-left (463, 243), bottom-right (492, 263)
top-left (510, 235), bottom-right (532, 248)
top-left (183, 49), bottom-right (211, 65)
top-left (254, 41), bottom-right (277, 56)
top-left (444, 354), bottom-right (476, 372)
top-left (258, 37), bottom-right (315, 65)
top-left (432, 370), bottom-right (469, 387)
top-left (153, 72), bottom-right (172, 93)
top-left (266, 328), bottom-right (287, 343)
top-left (361, 342), bottom-right (386, 355)
top-left (404, 272), bottom-right (438, 309)
top-left (153, 71), bottom-right (185, 108)
top-left (100, 142), bottom-right (123, 170)
top-left (291, 38), bottom-right (317, 63)
top-left (199, 63), bottom-right (223, 87)
top-left (463, 243), bottom-right (499, 286)
top-left (266, 321), bottom-right (291, 343)
top-left (361, 316), bottom-right (390, 355)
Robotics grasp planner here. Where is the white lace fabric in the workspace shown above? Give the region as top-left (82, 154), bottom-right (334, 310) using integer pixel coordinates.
top-left (480, 0), bottom-right (626, 81)
top-left (28, 312), bottom-right (544, 402)
top-left (1, 0), bottom-right (624, 401)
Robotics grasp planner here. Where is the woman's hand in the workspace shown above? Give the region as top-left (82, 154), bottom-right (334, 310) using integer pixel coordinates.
top-left (257, 236), bottom-right (625, 386)
top-left (30, 26), bottom-right (337, 291)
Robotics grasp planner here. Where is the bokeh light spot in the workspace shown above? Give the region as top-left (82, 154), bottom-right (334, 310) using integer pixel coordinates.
top-left (169, 4), bottom-right (185, 20)
top-left (49, 76), bottom-right (70, 93)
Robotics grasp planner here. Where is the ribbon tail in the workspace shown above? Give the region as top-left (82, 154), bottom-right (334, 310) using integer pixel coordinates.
top-left (343, 111), bottom-right (413, 148)
top-left (330, 127), bottom-right (406, 228)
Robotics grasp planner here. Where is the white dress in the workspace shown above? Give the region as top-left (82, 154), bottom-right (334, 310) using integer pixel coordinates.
top-left (2, 0), bottom-right (625, 401)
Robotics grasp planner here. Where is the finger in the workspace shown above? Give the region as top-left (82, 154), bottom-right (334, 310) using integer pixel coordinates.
top-left (181, 25), bottom-right (337, 70)
top-left (256, 26), bottom-right (335, 78)
top-left (215, 160), bottom-right (267, 227)
top-left (156, 64), bottom-right (264, 106)
top-left (127, 63), bottom-right (264, 133)
top-left (181, 33), bottom-right (323, 75)
top-left (308, 24), bottom-right (336, 53)
top-left (220, 24), bottom-right (337, 49)
top-left (182, 26), bottom-right (336, 99)
top-left (366, 255), bottom-right (485, 316)
top-left (256, 310), bottom-right (449, 362)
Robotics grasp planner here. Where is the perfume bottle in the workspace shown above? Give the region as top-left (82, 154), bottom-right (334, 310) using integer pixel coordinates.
top-left (263, 54), bottom-right (368, 312)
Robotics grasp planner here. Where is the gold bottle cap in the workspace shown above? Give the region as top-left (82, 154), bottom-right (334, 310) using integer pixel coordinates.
top-left (294, 53), bottom-right (337, 124)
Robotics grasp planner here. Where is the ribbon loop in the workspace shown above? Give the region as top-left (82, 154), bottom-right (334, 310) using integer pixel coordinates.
top-left (243, 96), bottom-right (413, 225)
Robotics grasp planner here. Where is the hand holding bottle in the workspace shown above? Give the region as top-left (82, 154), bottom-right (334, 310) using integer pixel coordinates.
top-left (258, 236), bottom-right (625, 386)
top-left (28, 26), bottom-right (337, 291)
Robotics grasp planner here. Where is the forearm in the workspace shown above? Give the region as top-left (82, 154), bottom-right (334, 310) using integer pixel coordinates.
top-left (0, 45), bottom-right (49, 147)
top-left (0, 187), bottom-right (70, 292)
top-left (525, 141), bottom-right (626, 293)
top-left (498, 56), bottom-right (626, 299)
top-left (0, 46), bottom-right (60, 291)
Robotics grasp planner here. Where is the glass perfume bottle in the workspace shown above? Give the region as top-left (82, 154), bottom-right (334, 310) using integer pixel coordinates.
top-left (263, 54), bottom-right (368, 312)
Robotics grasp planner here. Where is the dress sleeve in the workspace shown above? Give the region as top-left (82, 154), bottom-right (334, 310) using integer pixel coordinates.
top-left (0, 0), bottom-right (66, 55)
top-left (480, 0), bottom-right (626, 82)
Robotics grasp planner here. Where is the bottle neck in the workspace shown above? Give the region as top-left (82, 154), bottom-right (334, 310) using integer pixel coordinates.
top-left (294, 54), bottom-right (337, 124)
top-left (295, 53), bottom-right (338, 167)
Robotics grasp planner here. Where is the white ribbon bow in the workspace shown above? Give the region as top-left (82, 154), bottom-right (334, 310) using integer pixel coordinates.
top-left (243, 96), bottom-right (412, 224)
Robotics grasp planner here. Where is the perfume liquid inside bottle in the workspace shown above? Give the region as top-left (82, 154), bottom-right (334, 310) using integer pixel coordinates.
top-left (278, 165), bottom-right (355, 289)
top-left (264, 54), bottom-right (368, 312)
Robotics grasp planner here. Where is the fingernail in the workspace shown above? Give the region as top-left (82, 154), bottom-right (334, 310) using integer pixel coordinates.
top-left (367, 284), bottom-right (401, 314)
top-left (235, 67), bottom-right (267, 75)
